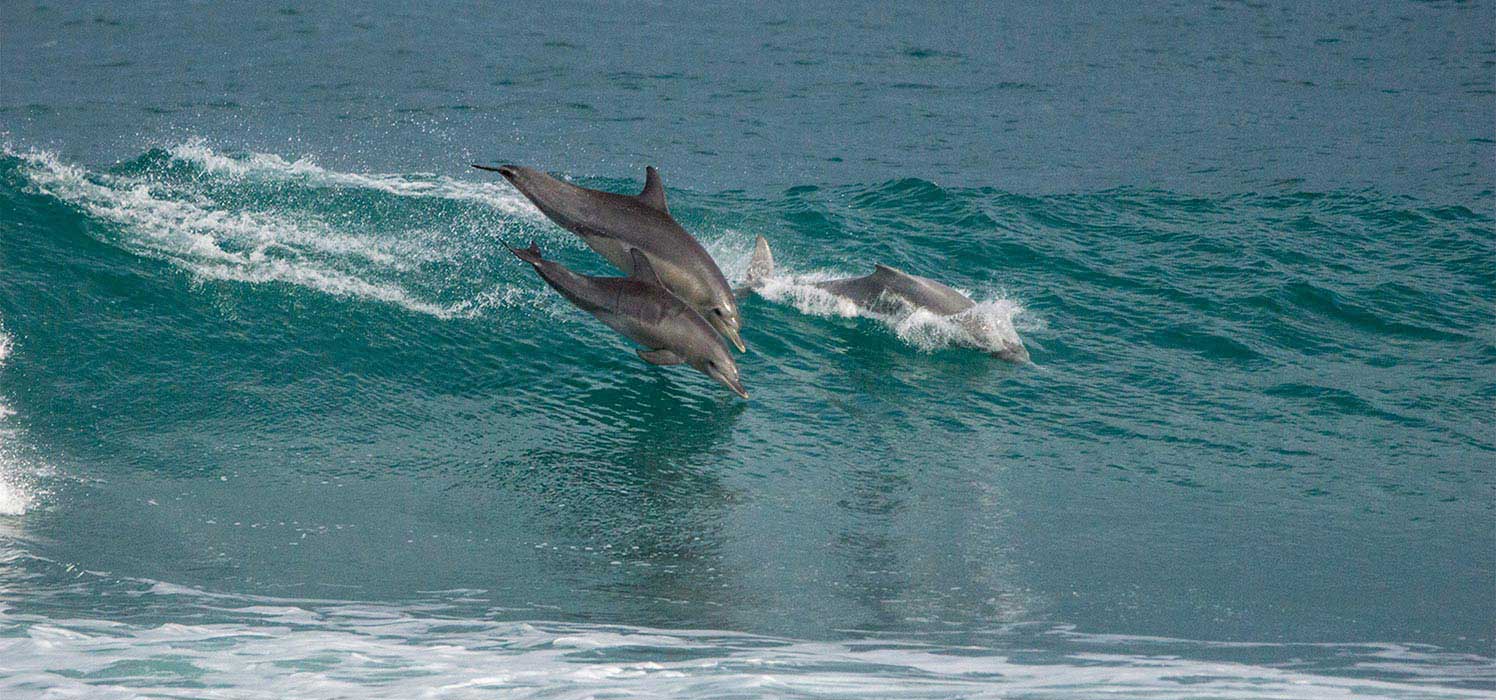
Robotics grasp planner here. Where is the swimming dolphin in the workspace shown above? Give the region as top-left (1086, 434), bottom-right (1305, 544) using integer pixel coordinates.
top-left (742, 236), bottom-right (1030, 363)
top-left (474, 164), bottom-right (746, 353)
top-left (509, 242), bottom-right (749, 399)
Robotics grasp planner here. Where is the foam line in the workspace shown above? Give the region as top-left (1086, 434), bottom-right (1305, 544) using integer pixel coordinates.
top-left (0, 590), bottom-right (1485, 700)
top-left (164, 141), bottom-right (542, 217)
top-left (9, 147), bottom-right (497, 319)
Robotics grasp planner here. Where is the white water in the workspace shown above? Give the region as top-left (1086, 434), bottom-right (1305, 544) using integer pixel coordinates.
top-left (0, 587), bottom-right (1487, 700)
top-left (164, 140), bottom-right (542, 216)
top-left (0, 325), bottom-right (40, 517)
top-left (7, 145), bottom-right (552, 320)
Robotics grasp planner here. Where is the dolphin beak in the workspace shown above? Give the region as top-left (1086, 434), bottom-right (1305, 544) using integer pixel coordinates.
top-left (709, 366), bottom-right (749, 399)
top-left (705, 312), bottom-right (746, 353)
top-left (471, 164), bottom-right (520, 182)
top-left (723, 325), bottom-right (747, 353)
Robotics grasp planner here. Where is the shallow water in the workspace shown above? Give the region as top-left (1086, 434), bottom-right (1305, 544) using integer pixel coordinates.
top-left (1, 1), bottom-right (1493, 697)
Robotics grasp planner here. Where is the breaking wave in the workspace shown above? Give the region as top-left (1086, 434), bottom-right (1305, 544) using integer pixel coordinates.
top-left (5, 144), bottom-right (1038, 356)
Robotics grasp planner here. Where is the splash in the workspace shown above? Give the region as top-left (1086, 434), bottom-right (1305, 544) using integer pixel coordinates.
top-left (738, 242), bottom-right (1034, 356)
top-left (0, 327), bottom-right (37, 517)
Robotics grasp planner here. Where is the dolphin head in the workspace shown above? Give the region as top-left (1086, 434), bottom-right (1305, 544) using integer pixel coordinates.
top-left (959, 315), bottom-right (1030, 364)
top-left (473, 164), bottom-right (582, 226)
top-left (988, 341), bottom-right (1030, 364)
top-left (702, 290), bottom-right (746, 353)
top-left (474, 164), bottom-right (535, 187)
top-left (685, 333), bottom-right (748, 399)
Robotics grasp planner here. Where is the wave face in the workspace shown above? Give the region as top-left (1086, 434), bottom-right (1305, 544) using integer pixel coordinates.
top-left (1, 142), bottom-right (1493, 698)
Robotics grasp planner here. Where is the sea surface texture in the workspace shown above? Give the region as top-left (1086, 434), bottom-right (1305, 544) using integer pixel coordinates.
top-left (1, 2), bottom-right (1493, 698)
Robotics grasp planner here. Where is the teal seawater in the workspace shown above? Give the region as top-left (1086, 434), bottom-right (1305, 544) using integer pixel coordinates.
top-left (2, 1), bottom-right (1494, 697)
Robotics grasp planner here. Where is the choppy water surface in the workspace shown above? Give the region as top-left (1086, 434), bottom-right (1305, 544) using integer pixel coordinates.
top-left (2, 1), bottom-right (1493, 697)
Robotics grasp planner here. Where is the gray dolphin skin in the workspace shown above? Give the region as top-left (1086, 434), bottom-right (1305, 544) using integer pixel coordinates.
top-left (743, 235), bottom-right (1030, 363)
top-left (509, 242), bottom-right (749, 399)
top-left (474, 164), bottom-right (747, 353)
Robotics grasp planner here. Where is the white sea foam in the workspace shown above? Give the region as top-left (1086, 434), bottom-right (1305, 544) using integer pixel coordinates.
top-left (164, 141), bottom-right (542, 217)
top-left (0, 590), bottom-right (1485, 700)
top-left (8, 147), bottom-right (535, 319)
top-left (0, 325), bottom-right (38, 517)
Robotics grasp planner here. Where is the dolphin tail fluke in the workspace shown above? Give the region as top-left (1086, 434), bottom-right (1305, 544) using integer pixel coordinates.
top-left (509, 241), bottom-right (544, 266)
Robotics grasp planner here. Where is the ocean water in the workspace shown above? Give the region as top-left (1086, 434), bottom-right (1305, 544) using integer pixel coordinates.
top-left (1, 2), bottom-right (1493, 698)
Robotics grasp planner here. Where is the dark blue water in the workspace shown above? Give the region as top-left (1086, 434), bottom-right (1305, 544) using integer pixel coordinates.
top-left (1, 2), bottom-right (1492, 697)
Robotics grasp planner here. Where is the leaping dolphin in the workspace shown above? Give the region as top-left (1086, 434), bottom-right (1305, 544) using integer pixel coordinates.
top-left (509, 242), bottom-right (749, 399)
top-left (742, 236), bottom-right (1030, 363)
top-left (474, 164), bottom-right (746, 353)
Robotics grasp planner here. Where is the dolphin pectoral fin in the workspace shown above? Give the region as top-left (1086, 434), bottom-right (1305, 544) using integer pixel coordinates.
top-left (627, 249), bottom-right (664, 286)
top-left (637, 348), bottom-right (684, 366)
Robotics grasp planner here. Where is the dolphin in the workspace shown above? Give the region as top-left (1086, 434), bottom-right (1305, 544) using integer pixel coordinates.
top-left (742, 236), bottom-right (1030, 363)
top-left (474, 163), bottom-right (747, 353)
top-left (509, 242), bottom-right (749, 399)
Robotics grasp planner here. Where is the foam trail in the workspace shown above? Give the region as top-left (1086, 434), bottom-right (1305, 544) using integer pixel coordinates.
top-left (9, 147), bottom-right (498, 319)
top-left (164, 141), bottom-right (542, 217)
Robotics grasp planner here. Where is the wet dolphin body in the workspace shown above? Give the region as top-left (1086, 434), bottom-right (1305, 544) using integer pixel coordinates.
top-left (509, 242), bottom-right (749, 399)
top-left (742, 236), bottom-right (1030, 363)
top-left (474, 164), bottom-right (746, 353)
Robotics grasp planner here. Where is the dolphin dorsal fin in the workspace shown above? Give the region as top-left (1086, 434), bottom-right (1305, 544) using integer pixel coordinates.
top-left (745, 235), bottom-right (775, 284)
top-left (638, 166), bottom-right (668, 212)
top-left (872, 263), bottom-right (907, 278)
top-left (628, 248), bottom-right (663, 285)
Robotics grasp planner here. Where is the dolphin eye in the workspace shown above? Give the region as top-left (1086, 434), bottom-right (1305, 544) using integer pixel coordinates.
top-left (713, 309), bottom-right (724, 316)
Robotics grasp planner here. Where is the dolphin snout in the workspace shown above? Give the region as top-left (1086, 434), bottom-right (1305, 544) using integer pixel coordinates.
top-left (470, 163), bottom-right (522, 182)
top-left (705, 312), bottom-right (747, 353)
top-left (721, 324), bottom-right (747, 354)
top-left (706, 362), bottom-right (749, 399)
